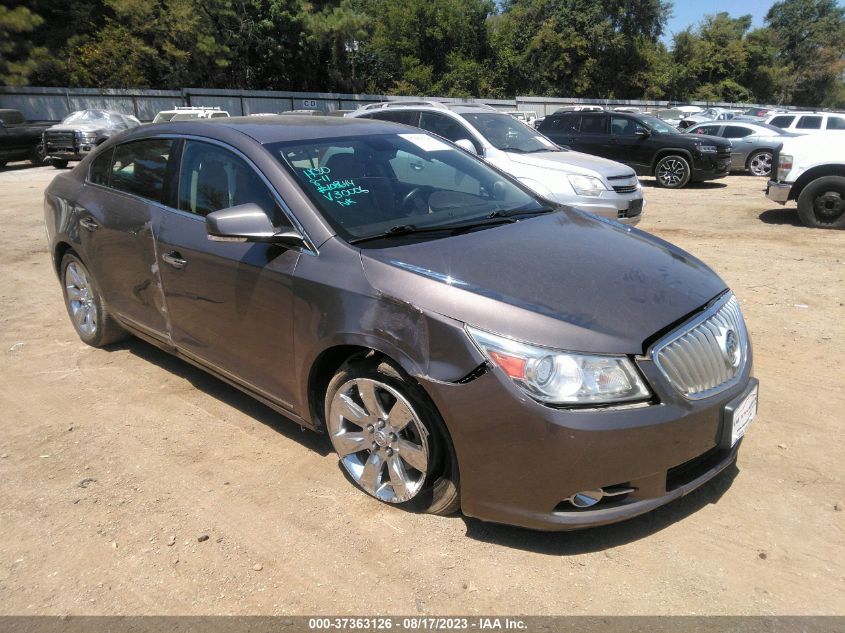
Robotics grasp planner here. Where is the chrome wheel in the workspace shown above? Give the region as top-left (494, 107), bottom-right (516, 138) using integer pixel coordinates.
top-left (65, 261), bottom-right (98, 337)
top-left (748, 152), bottom-right (772, 177)
top-left (656, 157), bottom-right (688, 187)
top-left (327, 378), bottom-right (429, 503)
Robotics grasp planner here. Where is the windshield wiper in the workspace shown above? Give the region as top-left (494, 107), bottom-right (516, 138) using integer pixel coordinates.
top-left (488, 205), bottom-right (557, 218)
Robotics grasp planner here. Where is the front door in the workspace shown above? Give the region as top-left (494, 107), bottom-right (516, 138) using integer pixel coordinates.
top-left (156, 139), bottom-right (301, 410)
top-left (607, 115), bottom-right (652, 171)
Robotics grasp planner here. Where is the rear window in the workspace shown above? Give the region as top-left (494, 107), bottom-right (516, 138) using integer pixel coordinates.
top-left (723, 126), bottom-right (753, 138)
top-left (827, 117), bottom-right (845, 130)
top-left (110, 139), bottom-right (175, 203)
top-left (796, 116), bottom-right (822, 130)
top-left (769, 115), bottom-right (795, 128)
top-left (578, 114), bottom-right (607, 134)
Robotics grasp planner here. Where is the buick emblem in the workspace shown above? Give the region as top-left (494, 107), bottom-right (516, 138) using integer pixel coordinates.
top-left (718, 327), bottom-right (741, 368)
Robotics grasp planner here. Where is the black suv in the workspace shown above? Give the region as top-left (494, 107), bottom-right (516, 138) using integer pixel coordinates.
top-left (538, 111), bottom-right (733, 188)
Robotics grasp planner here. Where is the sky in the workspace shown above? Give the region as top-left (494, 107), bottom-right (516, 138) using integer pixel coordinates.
top-left (662, 0), bottom-right (774, 43)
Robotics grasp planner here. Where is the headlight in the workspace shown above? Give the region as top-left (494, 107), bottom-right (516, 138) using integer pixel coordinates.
top-left (778, 154), bottom-right (793, 181)
top-left (695, 142), bottom-right (718, 154)
top-left (567, 174), bottom-right (606, 197)
top-left (75, 131), bottom-right (97, 143)
top-left (466, 326), bottom-right (651, 405)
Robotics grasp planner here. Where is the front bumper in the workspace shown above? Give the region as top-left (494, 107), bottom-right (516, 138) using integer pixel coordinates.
top-left (691, 155), bottom-right (731, 182)
top-left (420, 356), bottom-right (755, 531)
top-left (45, 150), bottom-right (91, 162)
top-left (766, 180), bottom-right (792, 204)
top-left (564, 189), bottom-right (644, 226)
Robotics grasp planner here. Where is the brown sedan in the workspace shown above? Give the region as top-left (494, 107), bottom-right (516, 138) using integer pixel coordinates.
top-left (44, 116), bottom-right (758, 530)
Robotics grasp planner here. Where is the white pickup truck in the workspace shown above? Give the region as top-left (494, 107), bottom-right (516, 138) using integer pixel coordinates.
top-left (766, 134), bottom-right (845, 228)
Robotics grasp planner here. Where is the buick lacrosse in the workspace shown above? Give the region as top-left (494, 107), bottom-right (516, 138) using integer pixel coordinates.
top-left (44, 116), bottom-right (758, 530)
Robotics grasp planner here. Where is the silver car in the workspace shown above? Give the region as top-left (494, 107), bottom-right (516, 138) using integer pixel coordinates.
top-left (684, 121), bottom-right (796, 177)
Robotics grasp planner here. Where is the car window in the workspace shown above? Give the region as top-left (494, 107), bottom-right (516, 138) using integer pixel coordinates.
top-left (420, 112), bottom-right (479, 151)
top-left (610, 116), bottom-right (647, 136)
top-left (272, 132), bottom-right (544, 243)
top-left (723, 126), bottom-right (753, 138)
top-left (178, 141), bottom-right (290, 227)
top-left (459, 112), bottom-right (553, 153)
top-left (691, 125), bottom-right (721, 136)
top-left (769, 115), bottom-right (795, 128)
top-left (827, 117), bottom-right (845, 130)
top-left (110, 139), bottom-right (175, 202)
top-left (365, 110), bottom-right (421, 126)
top-left (578, 114), bottom-right (607, 134)
top-left (89, 148), bottom-right (114, 186)
top-left (796, 116), bottom-right (822, 130)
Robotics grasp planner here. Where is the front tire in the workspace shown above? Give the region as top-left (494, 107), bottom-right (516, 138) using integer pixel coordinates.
top-left (30, 143), bottom-right (47, 166)
top-left (747, 150), bottom-right (773, 177)
top-left (51, 159), bottom-right (69, 169)
top-left (654, 155), bottom-right (691, 188)
top-left (60, 253), bottom-right (128, 347)
top-left (797, 176), bottom-right (845, 229)
top-left (324, 356), bottom-right (460, 515)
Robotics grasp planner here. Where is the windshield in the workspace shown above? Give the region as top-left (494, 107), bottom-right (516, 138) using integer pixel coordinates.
top-left (638, 114), bottom-right (679, 134)
top-left (62, 110), bottom-right (117, 125)
top-left (460, 112), bottom-right (559, 153)
top-left (271, 132), bottom-right (546, 244)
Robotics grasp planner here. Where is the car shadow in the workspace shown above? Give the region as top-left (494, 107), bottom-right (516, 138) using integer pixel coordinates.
top-left (640, 179), bottom-right (728, 190)
top-left (114, 338), bottom-right (332, 457)
top-left (459, 463), bottom-right (739, 554)
top-left (759, 208), bottom-right (803, 226)
top-left (0, 162), bottom-right (46, 172)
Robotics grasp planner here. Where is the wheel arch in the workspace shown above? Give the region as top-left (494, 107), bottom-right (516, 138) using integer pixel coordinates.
top-left (305, 340), bottom-right (426, 433)
top-left (650, 148), bottom-right (694, 174)
top-left (790, 164), bottom-right (845, 201)
top-left (53, 241), bottom-right (77, 276)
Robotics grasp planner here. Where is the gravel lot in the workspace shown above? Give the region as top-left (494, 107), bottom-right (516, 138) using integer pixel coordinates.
top-left (0, 164), bottom-right (843, 616)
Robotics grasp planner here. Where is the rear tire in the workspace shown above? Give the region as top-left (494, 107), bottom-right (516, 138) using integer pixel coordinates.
top-left (747, 150), bottom-right (773, 177)
top-left (60, 252), bottom-right (129, 347)
top-left (51, 159), bottom-right (69, 169)
top-left (654, 155), bottom-right (691, 188)
top-left (324, 355), bottom-right (460, 516)
top-left (797, 176), bottom-right (845, 229)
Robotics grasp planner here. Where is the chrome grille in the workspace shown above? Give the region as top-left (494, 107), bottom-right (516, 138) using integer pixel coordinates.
top-left (45, 131), bottom-right (76, 152)
top-left (652, 294), bottom-right (748, 400)
top-left (612, 184), bottom-right (639, 193)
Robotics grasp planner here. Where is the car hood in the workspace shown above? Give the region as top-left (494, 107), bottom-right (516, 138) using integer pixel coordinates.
top-left (360, 211), bottom-right (726, 355)
top-left (46, 123), bottom-right (108, 133)
top-left (504, 150), bottom-right (635, 179)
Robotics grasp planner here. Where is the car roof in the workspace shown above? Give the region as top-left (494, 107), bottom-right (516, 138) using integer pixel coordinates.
top-left (125, 115), bottom-right (408, 144)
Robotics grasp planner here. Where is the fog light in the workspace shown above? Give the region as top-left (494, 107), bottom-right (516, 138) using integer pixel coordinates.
top-left (569, 490), bottom-right (604, 508)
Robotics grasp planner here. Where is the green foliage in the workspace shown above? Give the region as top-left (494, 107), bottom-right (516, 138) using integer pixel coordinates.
top-left (3, 0), bottom-right (845, 108)
top-left (0, 4), bottom-right (46, 85)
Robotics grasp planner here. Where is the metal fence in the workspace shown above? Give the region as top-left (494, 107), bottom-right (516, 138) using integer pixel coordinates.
top-left (0, 85), bottom-right (773, 122)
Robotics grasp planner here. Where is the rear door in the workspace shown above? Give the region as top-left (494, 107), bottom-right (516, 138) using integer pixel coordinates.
top-left (155, 139), bottom-right (301, 409)
top-left (74, 138), bottom-right (176, 339)
top-left (567, 113), bottom-right (609, 157)
top-left (722, 125), bottom-right (756, 169)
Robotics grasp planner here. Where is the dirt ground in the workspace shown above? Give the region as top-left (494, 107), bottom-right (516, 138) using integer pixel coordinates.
top-left (0, 163), bottom-right (843, 617)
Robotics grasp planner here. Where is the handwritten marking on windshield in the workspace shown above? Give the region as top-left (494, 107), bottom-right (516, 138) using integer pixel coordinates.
top-left (302, 166), bottom-right (369, 207)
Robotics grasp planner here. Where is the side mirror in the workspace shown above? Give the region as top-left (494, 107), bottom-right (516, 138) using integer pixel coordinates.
top-left (635, 128), bottom-right (651, 137)
top-left (454, 138), bottom-right (479, 155)
top-left (206, 203), bottom-right (306, 248)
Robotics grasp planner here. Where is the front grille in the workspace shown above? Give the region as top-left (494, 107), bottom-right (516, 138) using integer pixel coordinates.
top-left (651, 294), bottom-right (748, 400)
top-left (608, 174), bottom-right (639, 194)
top-left (612, 184), bottom-right (639, 194)
top-left (45, 131), bottom-right (76, 152)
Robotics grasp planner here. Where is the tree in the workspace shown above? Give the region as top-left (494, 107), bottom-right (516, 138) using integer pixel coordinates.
top-left (0, 3), bottom-right (46, 85)
top-left (765, 0), bottom-right (845, 107)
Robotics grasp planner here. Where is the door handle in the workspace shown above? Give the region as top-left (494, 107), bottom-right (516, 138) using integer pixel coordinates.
top-left (79, 216), bottom-right (99, 232)
top-left (162, 251), bottom-right (187, 270)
